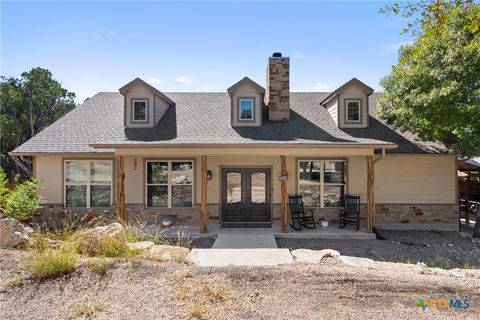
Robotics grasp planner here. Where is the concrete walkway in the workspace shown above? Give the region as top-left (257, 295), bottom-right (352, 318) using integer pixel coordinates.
top-left (212, 228), bottom-right (277, 249)
top-left (188, 248), bottom-right (294, 267)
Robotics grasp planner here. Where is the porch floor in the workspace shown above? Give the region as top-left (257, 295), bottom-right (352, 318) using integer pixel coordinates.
top-left (156, 221), bottom-right (375, 241)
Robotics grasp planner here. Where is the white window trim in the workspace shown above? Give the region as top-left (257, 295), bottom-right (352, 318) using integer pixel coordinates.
top-left (238, 98), bottom-right (254, 121)
top-left (64, 160), bottom-right (113, 209)
top-left (132, 99), bottom-right (148, 122)
top-left (145, 160), bottom-right (194, 209)
top-left (297, 160), bottom-right (347, 208)
top-left (345, 100), bottom-right (361, 123)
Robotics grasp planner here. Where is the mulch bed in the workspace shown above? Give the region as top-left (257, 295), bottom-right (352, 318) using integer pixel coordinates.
top-left (276, 229), bottom-right (480, 269)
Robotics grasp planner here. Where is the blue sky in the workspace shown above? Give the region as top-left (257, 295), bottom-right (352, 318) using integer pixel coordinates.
top-left (1, 1), bottom-right (412, 103)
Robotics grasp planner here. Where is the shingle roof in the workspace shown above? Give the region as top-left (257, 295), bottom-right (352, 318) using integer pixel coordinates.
top-left (11, 91), bottom-right (447, 155)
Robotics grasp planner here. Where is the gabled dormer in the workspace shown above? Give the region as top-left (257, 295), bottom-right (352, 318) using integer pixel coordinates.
top-left (320, 78), bottom-right (374, 129)
top-left (227, 77), bottom-right (265, 127)
top-left (119, 78), bottom-right (174, 128)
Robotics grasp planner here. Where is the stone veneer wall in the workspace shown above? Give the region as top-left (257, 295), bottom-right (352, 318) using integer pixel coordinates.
top-left (375, 204), bottom-right (458, 225)
top-left (265, 56), bottom-right (290, 121)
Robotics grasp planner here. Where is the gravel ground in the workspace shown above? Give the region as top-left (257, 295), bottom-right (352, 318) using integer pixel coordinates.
top-left (276, 230), bottom-right (480, 269)
top-left (1, 249), bottom-right (480, 319)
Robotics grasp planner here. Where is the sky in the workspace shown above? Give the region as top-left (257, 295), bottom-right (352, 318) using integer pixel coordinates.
top-left (1, 1), bottom-right (413, 103)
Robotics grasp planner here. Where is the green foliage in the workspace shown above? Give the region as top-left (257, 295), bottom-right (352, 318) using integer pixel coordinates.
top-left (1, 171), bottom-right (44, 222)
top-left (88, 259), bottom-right (110, 275)
top-left (27, 245), bottom-right (77, 280)
top-left (78, 236), bottom-right (141, 258)
top-left (0, 168), bottom-right (8, 198)
top-left (378, 1), bottom-right (480, 157)
top-left (0, 67), bottom-right (76, 176)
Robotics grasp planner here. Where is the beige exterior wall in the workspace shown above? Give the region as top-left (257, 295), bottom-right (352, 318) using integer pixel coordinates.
top-left (230, 82), bottom-right (263, 127)
top-left (35, 155), bottom-right (63, 203)
top-left (124, 83), bottom-right (155, 128)
top-left (338, 84), bottom-right (369, 129)
top-left (325, 98), bottom-right (338, 126)
top-left (154, 96), bottom-right (169, 125)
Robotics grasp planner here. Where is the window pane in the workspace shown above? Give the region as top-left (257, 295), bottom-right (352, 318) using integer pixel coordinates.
top-left (324, 161), bottom-right (345, 183)
top-left (172, 185), bottom-right (193, 207)
top-left (147, 162), bottom-right (168, 184)
top-left (147, 185), bottom-right (168, 207)
top-left (299, 185), bottom-right (320, 207)
top-left (171, 162), bottom-right (193, 184)
top-left (239, 99), bottom-right (253, 120)
top-left (347, 101), bottom-right (360, 121)
top-left (226, 172), bottom-right (241, 204)
top-left (133, 101), bottom-right (146, 121)
top-left (298, 161), bottom-right (321, 184)
top-left (324, 185), bottom-right (344, 207)
top-left (66, 185), bottom-right (86, 207)
top-left (65, 161), bottom-right (87, 184)
top-left (91, 161), bottom-right (112, 184)
top-left (91, 185), bottom-right (111, 207)
top-left (251, 172), bottom-right (266, 204)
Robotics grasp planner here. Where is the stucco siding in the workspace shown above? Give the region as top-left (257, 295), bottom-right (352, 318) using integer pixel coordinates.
top-left (231, 83), bottom-right (263, 127)
top-left (338, 84), bottom-right (369, 128)
top-left (35, 155), bottom-right (63, 203)
top-left (124, 83), bottom-right (155, 128)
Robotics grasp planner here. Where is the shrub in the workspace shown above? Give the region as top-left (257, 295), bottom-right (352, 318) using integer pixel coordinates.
top-left (1, 172), bottom-right (44, 222)
top-left (27, 245), bottom-right (77, 280)
top-left (79, 236), bottom-right (140, 258)
top-left (88, 259), bottom-right (109, 275)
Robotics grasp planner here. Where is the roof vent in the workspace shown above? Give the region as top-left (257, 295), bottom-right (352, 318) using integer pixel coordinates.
top-left (272, 52), bottom-right (282, 58)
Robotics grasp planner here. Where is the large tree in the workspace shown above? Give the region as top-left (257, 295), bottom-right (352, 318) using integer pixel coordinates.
top-left (378, 1), bottom-right (480, 158)
top-left (0, 67), bottom-right (76, 176)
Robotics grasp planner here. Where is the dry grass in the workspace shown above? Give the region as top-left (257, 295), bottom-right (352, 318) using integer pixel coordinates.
top-left (87, 259), bottom-right (109, 275)
top-left (71, 299), bottom-right (106, 318)
top-left (26, 245), bottom-right (77, 280)
top-left (187, 302), bottom-right (207, 319)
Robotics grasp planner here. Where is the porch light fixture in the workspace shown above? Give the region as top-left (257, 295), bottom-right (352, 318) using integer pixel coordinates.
top-left (207, 170), bottom-right (213, 181)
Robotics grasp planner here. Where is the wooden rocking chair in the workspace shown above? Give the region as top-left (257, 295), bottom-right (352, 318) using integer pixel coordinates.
top-left (288, 195), bottom-right (316, 231)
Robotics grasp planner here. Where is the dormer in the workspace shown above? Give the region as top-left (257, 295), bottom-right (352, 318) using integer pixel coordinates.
top-left (320, 78), bottom-right (374, 129)
top-left (119, 78), bottom-right (174, 128)
top-left (227, 77), bottom-right (265, 127)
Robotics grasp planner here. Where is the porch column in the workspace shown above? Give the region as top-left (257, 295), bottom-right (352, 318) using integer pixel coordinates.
top-left (366, 155), bottom-right (374, 233)
top-left (280, 155), bottom-right (288, 233)
top-left (200, 155), bottom-right (208, 233)
top-left (465, 171), bottom-right (471, 225)
top-left (116, 155), bottom-right (125, 223)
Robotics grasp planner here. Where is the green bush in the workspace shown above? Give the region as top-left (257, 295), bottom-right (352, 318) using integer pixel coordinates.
top-left (27, 245), bottom-right (77, 280)
top-left (1, 169), bottom-right (44, 222)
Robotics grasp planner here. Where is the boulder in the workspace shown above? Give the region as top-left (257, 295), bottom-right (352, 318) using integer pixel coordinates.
top-left (148, 245), bottom-right (190, 262)
top-left (291, 249), bottom-right (340, 263)
top-left (339, 255), bottom-right (375, 268)
top-left (81, 222), bottom-right (125, 254)
top-left (128, 241), bottom-right (154, 251)
top-left (0, 218), bottom-right (33, 248)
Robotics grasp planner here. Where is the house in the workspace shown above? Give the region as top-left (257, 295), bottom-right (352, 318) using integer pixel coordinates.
top-left (10, 53), bottom-right (458, 233)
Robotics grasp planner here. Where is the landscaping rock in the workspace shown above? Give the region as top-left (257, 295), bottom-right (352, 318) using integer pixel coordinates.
top-left (291, 249), bottom-right (340, 263)
top-left (81, 222), bottom-right (125, 254)
top-left (422, 267), bottom-right (467, 278)
top-left (339, 255), bottom-right (375, 268)
top-left (149, 245), bottom-right (190, 262)
top-left (0, 218), bottom-right (33, 248)
top-left (128, 241), bottom-right (154, 251)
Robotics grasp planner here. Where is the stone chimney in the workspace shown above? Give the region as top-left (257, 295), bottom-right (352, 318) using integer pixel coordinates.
top-left (265, 52), bottom-right (290, 121)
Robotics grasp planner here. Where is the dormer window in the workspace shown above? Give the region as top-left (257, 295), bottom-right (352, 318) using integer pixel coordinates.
top-left (132, 99), bottom-right (148, 122)
top-left (239, 98), bottom-right (254, 121)
top-left (345, 100), bottom-right (361, 123)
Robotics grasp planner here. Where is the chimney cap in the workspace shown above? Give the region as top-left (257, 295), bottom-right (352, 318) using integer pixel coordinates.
top-left (272, 52), bottom-right (282, 58)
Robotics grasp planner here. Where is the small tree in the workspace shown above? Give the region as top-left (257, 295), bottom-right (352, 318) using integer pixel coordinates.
top-left (0, 169), bottom-right (45, 222)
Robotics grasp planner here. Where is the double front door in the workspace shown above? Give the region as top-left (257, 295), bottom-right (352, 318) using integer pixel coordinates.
top-left (221, 168), bottom-right (271, 227)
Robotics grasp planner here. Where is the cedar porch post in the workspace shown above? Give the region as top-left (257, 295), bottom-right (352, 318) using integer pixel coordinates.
top-left (116, 155), bottom-right (125, 223)
top-left (280, 155), bottom-right (288, 233)
top-left (366, 155), bottom-right (374, 233)
top-left (465, 171), bottom-right (471, 225)
top-left (200, 155), bottom-right (208, 233)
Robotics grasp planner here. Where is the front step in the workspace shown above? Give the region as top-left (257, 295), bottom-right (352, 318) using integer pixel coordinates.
top-left (188, 248), bottom-right (294, 267)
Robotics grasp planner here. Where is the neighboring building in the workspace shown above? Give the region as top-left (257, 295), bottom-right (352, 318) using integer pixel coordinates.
top-left (11, 53), bottom-right (458, 232)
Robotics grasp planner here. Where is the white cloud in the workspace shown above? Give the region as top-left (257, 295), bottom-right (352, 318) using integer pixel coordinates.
top-left (294, 51), bottom-right (304, 59)
top-left (384, 41), bottom-right (412, 52)
top-left (93, 32), bottom-right (103, 39)
top-left (175, 76), bottom-right (192, 84)
top-left (108, 30), bottom-right (118, 36)
top-left (200, 86), bottom-right (213, 91)
top-left (147, 76), bottom-right (165, 86)
top-left (312, 82), bottom-right (331, 91)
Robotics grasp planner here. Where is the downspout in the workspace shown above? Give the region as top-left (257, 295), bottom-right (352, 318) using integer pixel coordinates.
top-left (374, 147), bottom-right (386, 163)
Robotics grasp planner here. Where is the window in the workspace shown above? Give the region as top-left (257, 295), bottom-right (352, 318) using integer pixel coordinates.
top-left (239, 98), bottom-right (254, 120)
top-left (64, 160), bottom-right (113, 208)
top-left (298, 160), bottom-right (346, 207)
top-left (345, 100), bottom-right (361, 122)
top-left (146, 161), bottom-right (193, 208)
top-left (132, 100), bottom-right (147, 122)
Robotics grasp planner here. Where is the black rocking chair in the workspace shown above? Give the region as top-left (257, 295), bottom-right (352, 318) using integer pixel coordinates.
top-left (339, 194), bottom-right (360, 231)
top-left (288, 195), bottom-right (316, 231)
